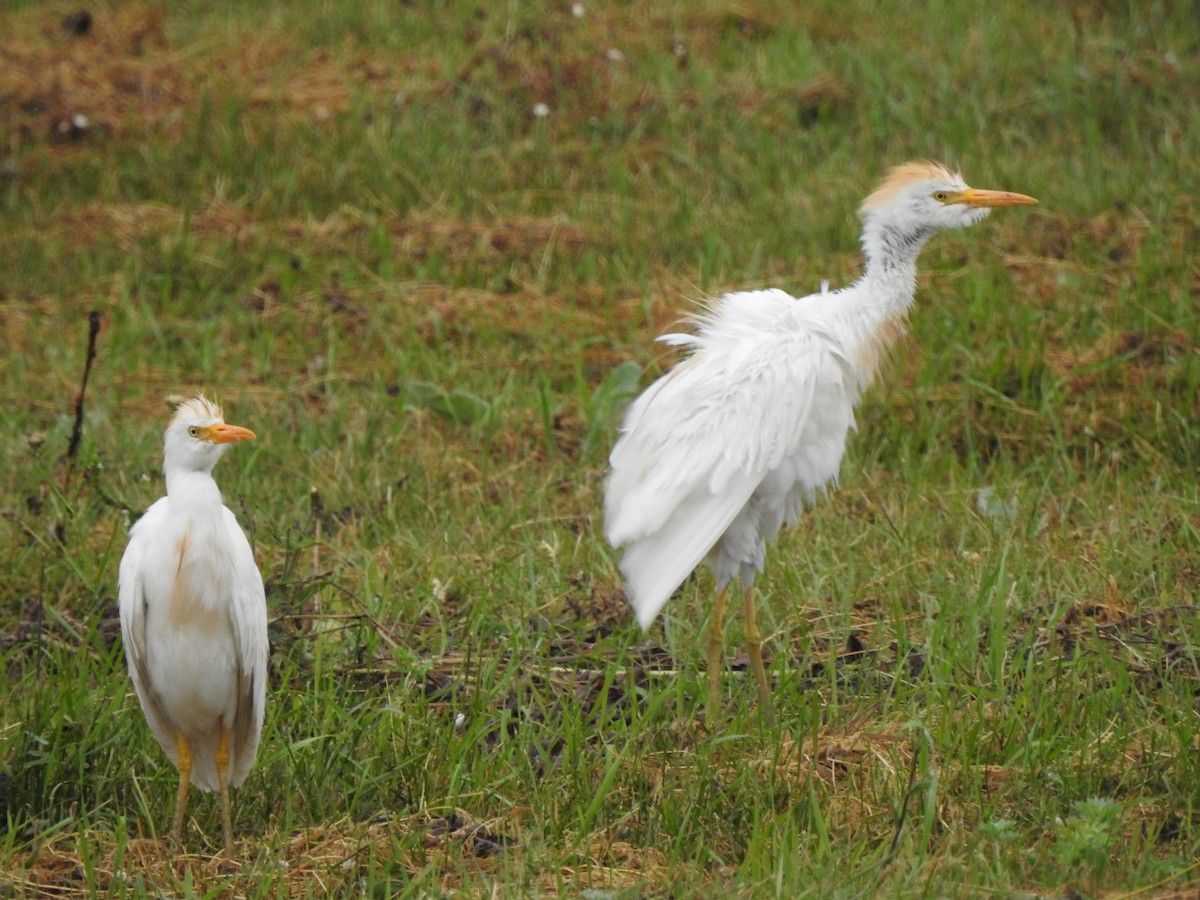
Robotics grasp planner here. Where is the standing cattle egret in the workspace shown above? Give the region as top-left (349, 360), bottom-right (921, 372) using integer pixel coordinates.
top-left (118, 396), bottom-right (268, 854)
top-left (605, 161), bottom-right (1037, 721)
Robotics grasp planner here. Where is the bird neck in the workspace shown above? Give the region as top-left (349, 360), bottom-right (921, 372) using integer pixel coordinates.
top-left (848, 216), bottom-right (937, 323)
top-left (859, 217), bottom-right (933, 286)
top-left (827, 218), bottom-right (934, 389)
top-left (164, 469), bottom-right (225, 512)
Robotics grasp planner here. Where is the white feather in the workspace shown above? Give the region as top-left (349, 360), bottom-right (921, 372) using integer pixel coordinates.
top-left (606, 288), bottom-right (860, 626)
top-left (118, 397), bottom-right (267, 797)
top-left (604, 162), bottom-right (1037, 630)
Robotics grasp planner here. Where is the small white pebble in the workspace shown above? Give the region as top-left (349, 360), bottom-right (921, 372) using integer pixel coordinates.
top-left (605, 48), bottom-right (624, 61)
top-left (72, 113), bottom-right (90, 129)
top-left (532, 102), bottom-right (551, 118)
top-left (454, 712), bottom-right (467, 733)
top-left (571, 3), bottom-right (584, 17)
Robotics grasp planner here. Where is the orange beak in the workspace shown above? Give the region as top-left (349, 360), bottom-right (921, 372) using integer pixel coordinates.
top-left (206, 423), bottom-right (256, 444)
top-left (949, 188), bottom-right (1039, 208)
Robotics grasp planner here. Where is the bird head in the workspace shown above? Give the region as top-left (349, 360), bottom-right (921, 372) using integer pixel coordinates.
top-left (860, 160), bottom-right (1038, 236)
top-left (163, 395), bottom-right (255, 476)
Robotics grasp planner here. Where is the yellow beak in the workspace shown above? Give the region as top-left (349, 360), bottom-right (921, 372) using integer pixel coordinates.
top-left (205, 423), bottom-right (256, 444)
top-left (949, 188), bottom-right (1039, 208)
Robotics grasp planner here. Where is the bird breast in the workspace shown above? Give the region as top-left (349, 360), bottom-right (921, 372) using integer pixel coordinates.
top-left (852, 312), bottom-right (908, 388)
top-left (138, 513), bottom-right (244, 724)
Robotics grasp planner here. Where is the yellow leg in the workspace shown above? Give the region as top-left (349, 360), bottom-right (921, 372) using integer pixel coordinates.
top-left (743, 583), bottom-right (776, 724)
top-left (170, 731), bottom-right (192, 844)
top-left (705, 585), bottom-right (731, 726)
top-left (215, 724), bottom-right (234, 856)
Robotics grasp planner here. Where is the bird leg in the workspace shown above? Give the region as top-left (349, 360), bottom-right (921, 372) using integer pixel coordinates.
top-left (215, 724), bottom-right (234, 856)
top-left (704, 584), bottom-right (731, 726)
top-left (170, 731), bottom-right (192, 844)
top-left (743, 583), bottom-right (776, 724)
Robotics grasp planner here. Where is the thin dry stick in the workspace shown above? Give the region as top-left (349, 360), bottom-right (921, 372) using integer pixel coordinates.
top-left (63, 310), bottom-right (102, 487)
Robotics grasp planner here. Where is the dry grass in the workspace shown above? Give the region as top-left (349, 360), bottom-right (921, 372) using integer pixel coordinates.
top-left (13, 810), bottom-right (588, 897)
top-left (0, 0), bottom-right (848, 155)
top-left (31, 200), bottom-right (592, 265)
top-left (1, 4), bottom-right (178, 144)
top-left (0, 3), bottom-right (410, 149)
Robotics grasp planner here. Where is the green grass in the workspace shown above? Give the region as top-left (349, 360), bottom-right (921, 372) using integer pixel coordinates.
top-left (2, 0), bottom-right (1200, 895)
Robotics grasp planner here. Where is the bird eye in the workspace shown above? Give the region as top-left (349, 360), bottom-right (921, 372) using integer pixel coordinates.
top-left (933, 191), bottom-right (949, 202)
top-left (187, 426), bottom-right (200, 437)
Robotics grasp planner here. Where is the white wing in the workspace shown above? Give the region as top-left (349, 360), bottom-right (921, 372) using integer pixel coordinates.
top-left (605, 288), bottom-right (859, 628)
top-left (221, 505), bottom-right (268, 788)
top-left (117, 497), bottom-right (177, 760)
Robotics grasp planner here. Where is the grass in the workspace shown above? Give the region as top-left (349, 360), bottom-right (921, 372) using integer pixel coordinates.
top-left (2, 0), bottom-right (1199, 895)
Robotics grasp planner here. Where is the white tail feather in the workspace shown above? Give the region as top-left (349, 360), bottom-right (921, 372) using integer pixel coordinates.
top-left (618, 469), bottom-right (758, 629)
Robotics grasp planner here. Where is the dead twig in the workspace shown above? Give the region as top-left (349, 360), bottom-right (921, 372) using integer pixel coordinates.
top-left (62, 310), bottom-right (102, 488)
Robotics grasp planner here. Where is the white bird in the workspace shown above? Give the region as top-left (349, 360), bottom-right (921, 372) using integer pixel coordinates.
top-left (605, 161), bottom-right (1037, 721)
top-left (118, 395), bottom-right (268, 854)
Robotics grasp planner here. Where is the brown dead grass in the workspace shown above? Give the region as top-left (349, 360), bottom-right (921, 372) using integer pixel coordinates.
top-left (762, 720), bottom-right (911, 835)
top-left (36, 200), bottom-right (592, 265)
top-left (9, 808), bottom-right (669, 896)
top-left (1045, 327), bottom-right (1194, 392)
top-left (240, 46), bottom-right (403, 115)
top-left (0, 3), bottom-right (414, 150)
top-left (0, 4), bottom-right (179, 145)
top-left (9, 801), bottom-right (696, 897)
top-left (1000, 208), bottom-right (1157, 310)
top-left (1106, 879), bottom-right (1200, 900)
top-left (1, 0), bottom-right (849, 160)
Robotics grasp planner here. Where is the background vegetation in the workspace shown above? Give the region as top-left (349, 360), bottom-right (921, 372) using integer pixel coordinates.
top-left (2, 0), bottom-right (1198, 895)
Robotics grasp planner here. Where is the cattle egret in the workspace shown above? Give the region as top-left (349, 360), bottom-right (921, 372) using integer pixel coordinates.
top-left (118, 396), bottom-right (268, 854)
top-left (605, 161), bottom-right (1037, 721)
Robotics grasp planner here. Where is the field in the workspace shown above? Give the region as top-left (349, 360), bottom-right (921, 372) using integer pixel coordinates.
top-left (2, 0), bottom-right (1199, 896)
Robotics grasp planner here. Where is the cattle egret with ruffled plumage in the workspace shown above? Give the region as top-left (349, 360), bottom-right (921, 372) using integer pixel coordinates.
top-left (605, 161), bottom-right (1037, 722)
